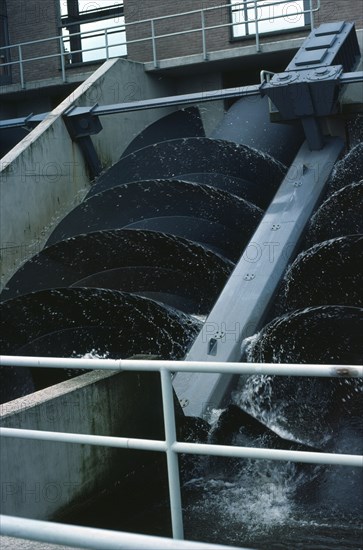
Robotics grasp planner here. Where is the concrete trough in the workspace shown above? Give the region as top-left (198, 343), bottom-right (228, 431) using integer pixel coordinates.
top-left (0, 369), bottom-right (166, 521)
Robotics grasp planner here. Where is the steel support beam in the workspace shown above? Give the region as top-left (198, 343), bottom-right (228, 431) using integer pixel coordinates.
top-left (173, 137), bottom-right (345, 418)
top-left (340, 70), bottom-right (363, 84)
top-left (66, 84), bottom-right (261, 117)
top-left (0, 72), bottom-right (361, 131)
top-left (0, 85), bottom-right (260, 130)
top-left (0, 113), bottom-right (47, 130)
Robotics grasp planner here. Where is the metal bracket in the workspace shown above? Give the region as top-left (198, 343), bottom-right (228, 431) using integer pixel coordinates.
top-left (260, 66), bottom-right (343, 149)
top-left (64, 104), bottom-right (102, 139)
top-left (63, 104), bottom-right (103, 180)
top-left (260, 21), bottom-right (361, 150)
top-left (261, 66), bottom-right (343, 118)
top-left (208, 331), bottom-right (225, 356)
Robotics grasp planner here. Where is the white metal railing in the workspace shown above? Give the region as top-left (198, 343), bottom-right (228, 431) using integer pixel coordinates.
top-left (0, 0), bottom-right (320, 88)
top-left (0, 515), bottom-right (246, 550)
top-left (0, 355), bottom-right (362, 549)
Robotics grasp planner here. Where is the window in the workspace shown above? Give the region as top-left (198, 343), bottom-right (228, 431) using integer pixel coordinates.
top-left (0, 0), bottom-right (11, 83)
top-left (60, 1), bottom-right (126, 64)
top-left (230, 0), bottom-right (310, 39)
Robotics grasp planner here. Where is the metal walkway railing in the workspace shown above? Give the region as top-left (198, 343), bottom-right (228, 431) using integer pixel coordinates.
top-left (0, 355), bottom-right (362, 549)
top-left (0, 515), bottom-right (246, 550)
top-left (0, 0), bottom-right (320, 88)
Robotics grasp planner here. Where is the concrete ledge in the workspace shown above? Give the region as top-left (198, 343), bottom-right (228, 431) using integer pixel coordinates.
top-left (0, 536), bottom-right (82, 550)
top-left (0, 71), bottom-right (97, 97)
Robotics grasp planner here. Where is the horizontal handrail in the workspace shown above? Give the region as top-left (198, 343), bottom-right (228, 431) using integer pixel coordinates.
top-left (0, 426), bottom-right (168, 452)
top-left (1, 355), bottom-right (362, 378)
top-left (0, 24), bottom-right (127, 67)
top-left (173, 441), bottom-right (363, 467)
top-left (1, 426), bottom-right (361, 468)
top-left (0, 0), bottom-right (320, 87)
top-left (0, 23), bottom-right (126, 50)
top-left (0, 515), bottom-right (245, 550)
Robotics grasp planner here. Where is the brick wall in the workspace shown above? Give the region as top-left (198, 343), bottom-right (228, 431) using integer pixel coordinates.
top-left (124, 0), bottom-right (232, 62)
top-left (124, 0), bottom-right (363, 63)
top-left (4, 1), bottom-right (362, 86)
top-left (315, 0), bottom-right (363, 28)
top-left (6, 0), bottom-right (61, 84)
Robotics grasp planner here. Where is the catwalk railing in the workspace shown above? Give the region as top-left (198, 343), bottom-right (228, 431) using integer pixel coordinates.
top-left (0, 355), bottom-right (362, 548)
top-left (0, 0), bottom-right (320, 88)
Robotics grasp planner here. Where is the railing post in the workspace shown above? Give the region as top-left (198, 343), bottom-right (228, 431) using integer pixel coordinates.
top-left (160, 369), bottom-right (184, 540)
top-left (260, 69), bottom-right (275, 114)
top-left (309, 0), bottom-right (315, 29)
top-left (105, 29), bottom-right (109, 59)
top-left (201, 10), bottom-right (208, 61)
top-left (151, 19), bottom-right (158, 68)
top-left (254, 0), bottom-right (260, 52)
top-left (18, 45), bottom-right (25, 89)
top-left (59, 37), bottom-right (66, 83)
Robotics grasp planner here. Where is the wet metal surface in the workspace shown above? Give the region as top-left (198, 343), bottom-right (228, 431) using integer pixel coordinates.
top-left (46, 180), bottom-right (263, 261)
top-left (88, 138), bottom-right (285, 199)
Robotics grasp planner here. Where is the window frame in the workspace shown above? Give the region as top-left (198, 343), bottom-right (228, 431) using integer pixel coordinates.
top-left (60, 1), bottom-right (125, 64)
top-left (0, 1), bottom-right (12, 84)
top-left (228, 0), bottom-right (311, 43)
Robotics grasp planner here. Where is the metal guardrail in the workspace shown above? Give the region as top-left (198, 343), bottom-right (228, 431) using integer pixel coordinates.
top-left (0, 0), bottom-right (320, 88)
top-left (0, 515), bottom-right (247, 550)
top-left (0, 355), bottom-right (362, 548)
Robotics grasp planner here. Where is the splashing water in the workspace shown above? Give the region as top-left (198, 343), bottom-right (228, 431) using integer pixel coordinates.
top-left (183, 456), bottom-right (302, 546)
top-left (182, 402), bottom-right (307, 545)
top-left (180, 371), bottom-right (362, 549)
top-left (78, 349), bottom-right (112, 360)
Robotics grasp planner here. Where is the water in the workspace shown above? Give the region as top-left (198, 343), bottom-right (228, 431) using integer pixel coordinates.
top-left (62, 373), bottom-right (362, 549)
top-left (180, 396), bottom-right (362, 548)
top-left (184, 368), bottom-right (361, 549)
top-left (183, 462), bottom-right (298, 545)
top-left (182, 456), bottom-right (362, 549)
top-left (177, 372), bottom-right (361, 549)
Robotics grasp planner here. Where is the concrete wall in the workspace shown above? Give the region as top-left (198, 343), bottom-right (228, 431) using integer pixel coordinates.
top-left (0, 370), bottom-right (164, 520)
top-left (0, 57), bottom-right (174, 291)
top-left (175, 72), bottom-right (225, 137)
top-left (73, 58), bottom-right (174, 167)
top-left (0, 85), bottom-right (89, 290)
top-left (124, 0), bottom-right (363, 63)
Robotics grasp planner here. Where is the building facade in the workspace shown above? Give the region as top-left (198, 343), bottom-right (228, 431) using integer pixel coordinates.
top-left (124, 0), bottom-right (363, 63)
top-left (1, 0), bottom-right (362, 88)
